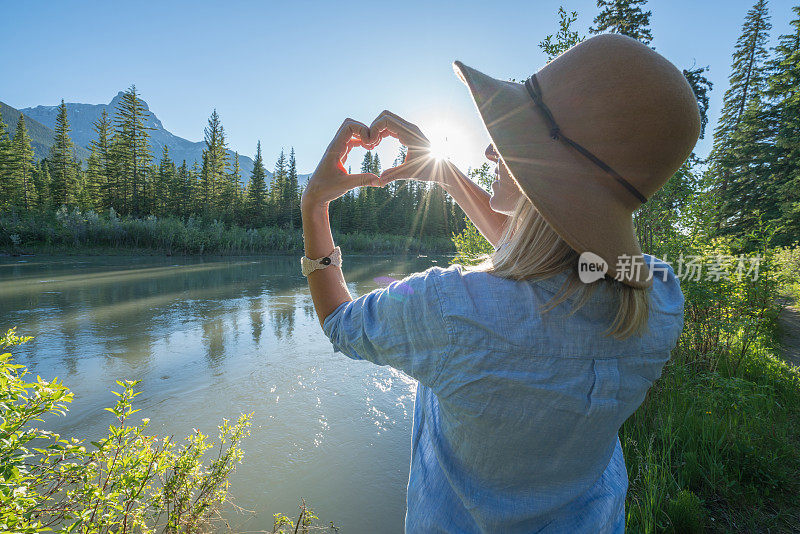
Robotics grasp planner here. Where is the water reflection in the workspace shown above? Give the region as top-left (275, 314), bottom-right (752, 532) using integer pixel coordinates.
top-left (0, 253), bottom-right (449, 533)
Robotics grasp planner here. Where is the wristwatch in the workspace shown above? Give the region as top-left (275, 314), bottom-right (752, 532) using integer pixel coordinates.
top-left (301, 246), bottom-right (342, 277)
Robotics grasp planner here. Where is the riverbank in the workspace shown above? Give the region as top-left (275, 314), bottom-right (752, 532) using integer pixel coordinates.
top-left (0, 208), bottom-right (457, 256)
top-left (0, 244), bottom-right (457, 258)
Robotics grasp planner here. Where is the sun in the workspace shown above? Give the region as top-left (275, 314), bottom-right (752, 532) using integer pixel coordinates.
top-left (428, 140), bottom-right (450, 161)
top-left (424, 119), bottom-right (456, 162)
top-left (419, 113), bottom-right (483, 170)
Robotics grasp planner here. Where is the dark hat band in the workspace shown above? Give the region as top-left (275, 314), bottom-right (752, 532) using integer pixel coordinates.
top-left (524, 74), bottom-right (648, 204)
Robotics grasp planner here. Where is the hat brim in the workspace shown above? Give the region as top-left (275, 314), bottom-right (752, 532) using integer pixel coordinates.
top-left (452, 60), bottom-right (652, 289)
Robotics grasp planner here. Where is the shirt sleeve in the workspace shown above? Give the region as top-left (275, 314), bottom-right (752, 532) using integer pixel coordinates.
top-left (321, 266), bottom-right (453, 389)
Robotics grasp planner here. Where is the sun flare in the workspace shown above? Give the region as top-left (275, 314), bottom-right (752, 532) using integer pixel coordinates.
top-left (424, 119), bottom-right (457, 162)
top-left (419, 113), bottom-right (487, 170)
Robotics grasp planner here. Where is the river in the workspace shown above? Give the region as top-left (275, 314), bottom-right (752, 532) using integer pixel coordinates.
top-left (0, 253), bottom-right (452, 533)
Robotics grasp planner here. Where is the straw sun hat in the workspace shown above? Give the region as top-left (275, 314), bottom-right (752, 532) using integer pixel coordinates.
top-left (453, 33), bottom-right (701, 289)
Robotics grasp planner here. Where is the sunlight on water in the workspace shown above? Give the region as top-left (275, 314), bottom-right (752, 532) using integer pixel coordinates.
top-left (0, 254), bottom-right (448, 534)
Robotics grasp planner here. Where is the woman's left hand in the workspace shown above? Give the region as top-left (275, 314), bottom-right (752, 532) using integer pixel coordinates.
top-left (302, 118), bottom-right (382, 208)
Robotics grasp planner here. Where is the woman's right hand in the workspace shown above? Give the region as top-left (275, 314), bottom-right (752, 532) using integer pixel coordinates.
top-left (369, 110), bottom-right (455, 187)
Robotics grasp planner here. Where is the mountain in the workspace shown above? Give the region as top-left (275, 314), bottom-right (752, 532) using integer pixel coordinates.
top-left (1, 100), bottom-right (91, 162)
top-left (19, 92), bottom-right (258, 179)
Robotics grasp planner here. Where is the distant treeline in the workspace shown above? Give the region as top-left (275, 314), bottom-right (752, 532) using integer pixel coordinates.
top-left (0, 87), bottom-right (470, 240)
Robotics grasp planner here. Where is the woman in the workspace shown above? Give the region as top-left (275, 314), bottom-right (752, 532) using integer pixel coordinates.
top-left (300, 33), bottom-right (700, 533)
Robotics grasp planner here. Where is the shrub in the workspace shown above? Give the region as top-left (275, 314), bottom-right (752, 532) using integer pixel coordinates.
top-left (0, 328), bottom-right (252, 533)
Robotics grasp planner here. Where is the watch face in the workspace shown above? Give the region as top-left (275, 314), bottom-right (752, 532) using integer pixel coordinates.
top-left (321, 257), bottom-right (331, 265)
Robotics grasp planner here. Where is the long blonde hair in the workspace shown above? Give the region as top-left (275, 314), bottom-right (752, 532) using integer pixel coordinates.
top-left (464, 195), bottom-right (650, 340)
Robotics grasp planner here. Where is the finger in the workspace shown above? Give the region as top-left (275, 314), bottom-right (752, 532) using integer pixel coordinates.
top-left (347, 172), bottom-right (382, 189)
top-left (340, 135), bottom-right (379, 168)
top-left (368, 111), bottom-right (429, 149)
top-left (369, 114), bottom-right (415, 145)
top-left (380, 153), bottom-right (440, 182)
top-left (376, 109), bottom-right (421, 135)
top-left (336, 129), bottom-right (376, 169)
top-left (328, 118), bottom-right (371, 157)
top-left (379, 164), bottom-right (407, 183)
top-left (340, 138), bottom-right (358, 165)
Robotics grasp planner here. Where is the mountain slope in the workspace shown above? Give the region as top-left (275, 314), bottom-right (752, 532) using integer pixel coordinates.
top-left (21, 92), bottom-right (258, 179)
top-left (1, 100), bottom-right (91, 162)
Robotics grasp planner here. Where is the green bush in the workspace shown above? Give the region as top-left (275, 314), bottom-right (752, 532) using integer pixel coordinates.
top-left (0, 328), bottom-right (253, 533)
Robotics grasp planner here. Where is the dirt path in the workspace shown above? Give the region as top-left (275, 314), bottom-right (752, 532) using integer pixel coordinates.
top-left (777, 293), bottom-right (800, 369)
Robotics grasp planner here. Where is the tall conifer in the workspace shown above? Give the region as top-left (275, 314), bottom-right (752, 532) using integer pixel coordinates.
top-left (91, 109), bottom-right (112, 209)
top-left (0, 110), bottom-right (13, 211)
top-left (49, 100), bottom-right (78, 207)
top-left (111, 86), bottom-right (154, 215)
top-left (201, 109), bottom-right (229, 216)
top-left (157, 146), bottom-right (175, 216)
top-left (271, 149), bottom-right (288, 226)
top-left (287, 147), bottom-right (299, 229)
top-left (85, 147), bottom-right (104, 211)
top-left (706, 0), bottom-right (772, 232)
top-left (764, 5), bottom-right (800, 243)
top-left (176, 160), bottom-right (190, 217)
top-left (11, 115), bottom-right (36, 209)
top-left (246, 141), bottom-right (268, 227)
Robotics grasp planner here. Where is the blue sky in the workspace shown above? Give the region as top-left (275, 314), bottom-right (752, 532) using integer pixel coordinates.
top-left (1, 0), bottom-right (796, 175)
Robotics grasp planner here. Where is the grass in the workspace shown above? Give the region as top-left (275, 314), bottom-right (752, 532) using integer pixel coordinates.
top-left (622, 303), bottom-right (800, 532)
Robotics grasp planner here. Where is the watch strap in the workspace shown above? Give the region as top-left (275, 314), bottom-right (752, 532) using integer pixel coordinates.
top-left (301, 246), bottom-right (342, 276)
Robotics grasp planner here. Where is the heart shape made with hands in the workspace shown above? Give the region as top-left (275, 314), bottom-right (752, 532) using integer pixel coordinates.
top-left (338, 111), bottom-right (448, 187)
top-left (340, 135), bottom-right (401, 175)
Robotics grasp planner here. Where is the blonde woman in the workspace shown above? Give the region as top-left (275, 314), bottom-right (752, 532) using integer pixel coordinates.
top-left (301, 33), bottom-right (700, 533)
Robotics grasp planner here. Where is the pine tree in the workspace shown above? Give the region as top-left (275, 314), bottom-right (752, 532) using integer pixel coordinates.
top-left (246, 141), bottom-right (268, 227)
top-left (393, 145), bottom-right (407, 167)
top-left (227, 151), bottom-right (242, 223)
top-left (85, 147), bottom-right (104, 211)
top-left (200, 109), bottom-right (229, 216)
top-left (353, 152), bottom-right (375, 231)
top-left (589, 0), bottom-right (653, 45)
top-left (271, 149), bottom-right (288, 227)
top-left (91, 109), bottom-right (112, 210)
top-left (48, 100), bottom-right (78, 208)
top-left (157, 146), bottom-right (175, 216)
top-left (360, 151), bottom-right (372, 175)
top-left (683, 65), bottom-right (714, 140)
top-left (719, 93), bottom-right (777, 239)
top-left (369, 153), bottom-right (381, 176)
top-left (189, 161), bottom-right (202, 215)
top-left (75, 161), bottom-right (93, 211)
top-left (0, 110), bottom-right (14, 211)
top-left (11, 115), bottom-right (36, 209)
top-left (111, 85), bottom-right (154, 215)
top-left (369, 153), bottom-right (395, 232)
top-left (287, 147), bottom-right (299, 229)
top-left (705, 0), bottom-right (772, 232)
top-left (34, 159), bottom-right (51, 210)
top-left (764, 5), bottom-right (800, 243)
top-left (176, 160), bottom-right (190, 217)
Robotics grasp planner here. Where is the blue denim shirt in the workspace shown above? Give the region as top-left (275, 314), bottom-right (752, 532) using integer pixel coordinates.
top-left (322, 254), bottom-right (684, 533)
